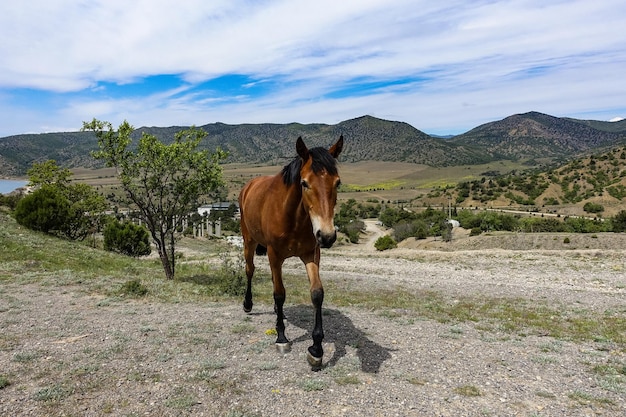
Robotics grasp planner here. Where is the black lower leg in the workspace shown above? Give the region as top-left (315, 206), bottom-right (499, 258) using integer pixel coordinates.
top-left (308, 288), bottom-right (324, 359)
top-left (243, 276), bottom-right (253, 312)
top-left (274, 293), bottom-right (289, 344)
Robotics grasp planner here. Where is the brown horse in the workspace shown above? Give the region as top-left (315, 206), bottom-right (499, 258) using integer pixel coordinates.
top-left (238, 136), bottom-right (343, 368)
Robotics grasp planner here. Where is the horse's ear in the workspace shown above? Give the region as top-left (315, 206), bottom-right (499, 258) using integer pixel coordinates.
top-left (329, 135), bottom-right (344, 158)
top-left (296, 136), bottom-right (309, 160)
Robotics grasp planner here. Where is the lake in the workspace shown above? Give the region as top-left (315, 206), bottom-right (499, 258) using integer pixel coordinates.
top-left (0, 179), bottom-right (28, 194)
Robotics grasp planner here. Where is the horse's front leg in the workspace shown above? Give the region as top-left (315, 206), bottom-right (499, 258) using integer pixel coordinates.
top-left (268, 249), bottom-right (291, 353)
top-left (303, 249), bottom-right (324, 369)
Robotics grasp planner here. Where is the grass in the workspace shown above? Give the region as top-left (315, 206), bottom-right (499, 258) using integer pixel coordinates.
top-left (568, 390), bottom-right (616, 407)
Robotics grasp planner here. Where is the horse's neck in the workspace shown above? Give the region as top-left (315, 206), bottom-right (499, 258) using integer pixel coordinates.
top-left (277, 176), bottom-right (309, 222)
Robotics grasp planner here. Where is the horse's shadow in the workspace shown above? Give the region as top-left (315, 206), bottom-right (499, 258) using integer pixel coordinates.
top-left (284, 305), bottom-right (393, 373)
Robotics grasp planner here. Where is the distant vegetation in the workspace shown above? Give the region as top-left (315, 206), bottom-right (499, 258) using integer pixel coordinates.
top-left (422, 145), bottom-right (626, 216)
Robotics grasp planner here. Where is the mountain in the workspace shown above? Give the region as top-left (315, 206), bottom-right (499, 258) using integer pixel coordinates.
top-left (1, 112), bottom-right (626, 176)
top-left (0, 115), bottom-right (484, 175)
top-left (451, 111), bottom-right (626, 163)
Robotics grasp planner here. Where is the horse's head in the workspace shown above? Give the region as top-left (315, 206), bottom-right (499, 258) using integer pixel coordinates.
top-left (296, 136), bottom-right (343, 248)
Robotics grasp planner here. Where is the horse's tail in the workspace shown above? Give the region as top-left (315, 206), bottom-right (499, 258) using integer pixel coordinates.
top-left (255, 245), bottom-right (267, 256)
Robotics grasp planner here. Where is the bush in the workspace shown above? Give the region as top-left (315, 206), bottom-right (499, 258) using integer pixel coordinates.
top-left (14, 186), bottom-right (70, 234)
top-left (612, 210), bottom-right (626, 232)
top-left (0, 193), bottom-right (23, 210)
top-left (469, 227), bottom-right (482, 236)
top-left (374, 235), bottom-right (397, 251)
top-left (104, 219), bottom-right (151, 257)
top-left (583, 202), bottom-right (604, 214)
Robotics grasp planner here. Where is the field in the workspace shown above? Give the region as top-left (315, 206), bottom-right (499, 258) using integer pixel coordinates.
top-left (72, 160), bottom-right (527, 207)
top-left (1, 212), bottom-right (625, 416)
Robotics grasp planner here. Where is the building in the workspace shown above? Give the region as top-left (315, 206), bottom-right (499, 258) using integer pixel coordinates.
top-left (197, 202), bottom-right (240, 218)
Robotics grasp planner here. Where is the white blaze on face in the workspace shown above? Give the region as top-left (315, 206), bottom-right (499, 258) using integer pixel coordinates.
top-left (310, 214), bottom-right (324, 237)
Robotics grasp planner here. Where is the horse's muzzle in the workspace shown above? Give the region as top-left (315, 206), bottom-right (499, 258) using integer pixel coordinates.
top-left (316, 230), bottom-right (337, 248)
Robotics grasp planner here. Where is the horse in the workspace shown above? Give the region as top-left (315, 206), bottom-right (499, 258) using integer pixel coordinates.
top-left (238, 135), bottom-right (344, 368)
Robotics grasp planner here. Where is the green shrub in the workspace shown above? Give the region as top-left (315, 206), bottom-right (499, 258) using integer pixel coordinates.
top-left (374, 235), bottom-right (397, 251)
top-left (103, 219), bottom-right (151, 257)
top-left (13, 181), bottom-right (106, 241)
top-left (14, 186), bottom-right (70, 234)
top-left (612, 210), bottom-right (626, 232)
top-left (469, 227), bottom-right (482, 236)
top-left (342, 220), bottom-right (365, 243)
top-left (583, 202), bottom-right (604, 214)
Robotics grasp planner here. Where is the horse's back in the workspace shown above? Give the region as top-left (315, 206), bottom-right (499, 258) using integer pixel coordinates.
top-left (239, 175), bottom-right (274, 214)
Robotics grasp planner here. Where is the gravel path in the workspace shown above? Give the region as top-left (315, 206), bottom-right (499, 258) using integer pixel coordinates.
top-left (1, 232), bottom-right (625, 416)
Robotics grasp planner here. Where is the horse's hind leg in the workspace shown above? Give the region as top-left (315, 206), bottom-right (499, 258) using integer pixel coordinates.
top-left (242, 241), bottom-right (255, 313)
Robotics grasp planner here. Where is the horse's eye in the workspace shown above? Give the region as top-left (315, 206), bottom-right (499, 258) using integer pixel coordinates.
top-left (301, 180), bottom-right (309, 189)
top-left (336, 180), bottom-right (342, 188)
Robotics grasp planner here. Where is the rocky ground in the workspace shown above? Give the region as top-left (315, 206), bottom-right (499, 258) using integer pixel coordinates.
top-left (1, 227), bottom-right (625, 416)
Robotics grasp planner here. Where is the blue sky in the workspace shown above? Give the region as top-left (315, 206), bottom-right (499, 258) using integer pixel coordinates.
top-left (1, 0), bottom-right (625, 138)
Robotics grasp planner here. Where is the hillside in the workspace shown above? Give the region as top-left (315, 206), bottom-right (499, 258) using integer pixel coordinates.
top-left (444, 144), bottom-right (626, 217)
top-left (452, 111), bottom-right (626, 163)
top-left (1, 112), bottom-right (626, 176)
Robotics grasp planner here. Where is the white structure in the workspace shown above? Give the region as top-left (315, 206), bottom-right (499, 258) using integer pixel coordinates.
top-left (197, 202), bottom-right (240, 218)
top-left (446, 219), bottom-right (460, 228)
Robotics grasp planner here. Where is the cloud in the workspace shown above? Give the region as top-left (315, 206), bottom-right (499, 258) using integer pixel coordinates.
top-left (0, 0), bottom-right (625, 137)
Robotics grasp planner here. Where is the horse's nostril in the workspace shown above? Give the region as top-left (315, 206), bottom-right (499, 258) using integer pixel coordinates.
top-left (317, 231), bottom-right (336, 248)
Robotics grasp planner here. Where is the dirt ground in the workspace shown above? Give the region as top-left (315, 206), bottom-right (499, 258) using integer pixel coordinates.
top-left (1, 226), bottom-right (625, 416)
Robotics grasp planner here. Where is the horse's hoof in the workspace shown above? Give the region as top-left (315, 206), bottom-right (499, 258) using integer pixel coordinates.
top-left (307, 351), bottom-right (323, 369)
top-left (275, 342), bottom-right (292, 354)
top-left (243, 306), bottom-right (252, 313)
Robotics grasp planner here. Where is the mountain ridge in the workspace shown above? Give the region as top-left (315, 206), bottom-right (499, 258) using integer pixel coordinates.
top-left (1, 112), bottom-right (625, 176)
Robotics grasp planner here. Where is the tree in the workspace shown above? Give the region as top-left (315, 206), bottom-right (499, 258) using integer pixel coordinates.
top-left (27, 160), bottom-right (72, 187)
top-left (84, 119), bottom-right (226, 279)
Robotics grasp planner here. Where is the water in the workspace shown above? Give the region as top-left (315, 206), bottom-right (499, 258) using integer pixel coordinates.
top-left (0, 179), bottom-right (28, 194)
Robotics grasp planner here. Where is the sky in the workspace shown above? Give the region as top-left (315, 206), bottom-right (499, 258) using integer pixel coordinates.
top-left (0, 0), bottom-right (625, 138)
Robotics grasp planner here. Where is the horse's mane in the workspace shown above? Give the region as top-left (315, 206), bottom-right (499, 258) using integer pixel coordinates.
top-left (281, 147), bottom-right (338, 186)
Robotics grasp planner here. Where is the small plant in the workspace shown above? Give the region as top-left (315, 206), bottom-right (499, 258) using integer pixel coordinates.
top-left (0, 375), bottom-right (10, 389)
top-left (563, 237), bottom-right (570, 244)
top-left (334, 375), bottom-right (360, 385)
top-left (33, 384), bottom-right (72, 402)
top-left (374, 235), bottom-right (397, 251)
top-left (454, 384), bottom-right (481, 397)
top-left (300, 378), bottom-right (327, 391)
top-left (118, 279), bottom-right (148, 297)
